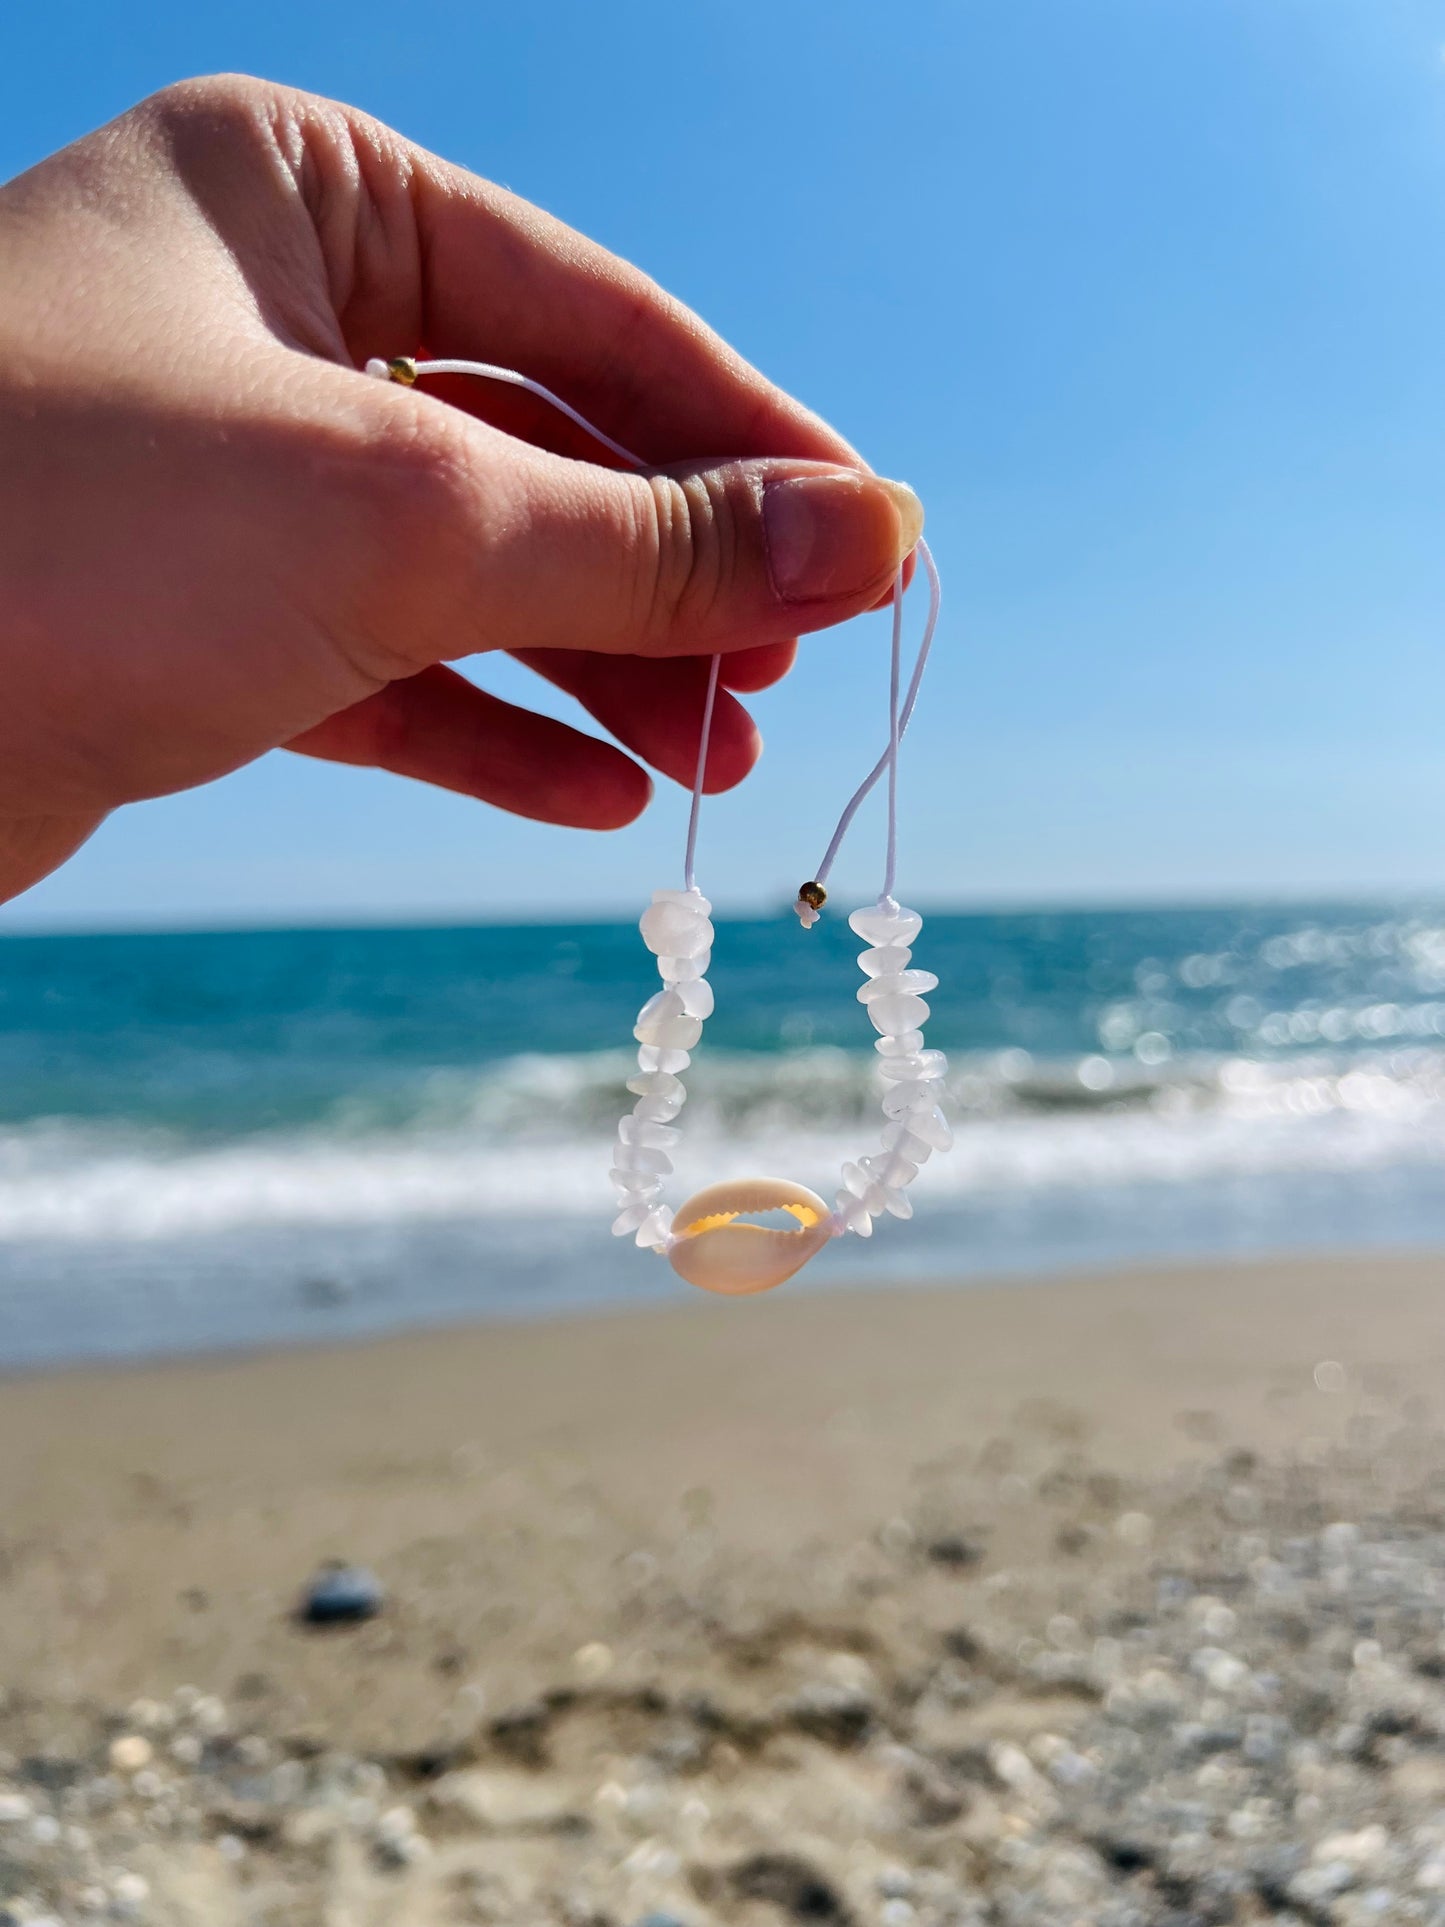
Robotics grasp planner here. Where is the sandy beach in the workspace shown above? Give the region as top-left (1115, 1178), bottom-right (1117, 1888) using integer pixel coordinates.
top-left (4, 1252), bottom-right (1445, 1924)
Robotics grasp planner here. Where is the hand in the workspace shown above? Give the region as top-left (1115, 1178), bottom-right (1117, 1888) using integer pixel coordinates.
top-left (0, 76), bottom-right (922, 901)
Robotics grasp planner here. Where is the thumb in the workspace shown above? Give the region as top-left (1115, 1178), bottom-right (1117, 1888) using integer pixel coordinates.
top-left (358, 392), bottom-right (924, 665)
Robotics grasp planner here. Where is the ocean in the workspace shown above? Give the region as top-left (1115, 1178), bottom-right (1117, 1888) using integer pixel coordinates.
top-left (3, 900), bottom-right (1445, 1366)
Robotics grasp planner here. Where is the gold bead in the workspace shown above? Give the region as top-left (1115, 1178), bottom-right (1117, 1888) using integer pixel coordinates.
top-left (798, 881), bottom-right (827, 910)
top-left (386, 356), bottom-right (419, 386)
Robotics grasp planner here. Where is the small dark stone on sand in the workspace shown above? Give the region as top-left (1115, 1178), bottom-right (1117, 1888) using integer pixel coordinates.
top-left (490, 1700), bottom-right (552, 1768)
top-left (393, 1741), bottom-right (472, 1780)
top-left (787, 1685), bottom-right (873, 1749)
top-left (1094, 1835), bottom-right (1157, 1874)
top-left (297, 1562), bottom-right (384, 1626)
top-left (730, 1852), bottom-right (853, 1922)
top-left (19, 1755), bottom-right (81, 1793)
top-left (925, 1533), bottom-right (985, 1569)
top-left (941, 1624), bottom-right (983, 1662)
top-left (902, 1756), bottom-right (968, 1826)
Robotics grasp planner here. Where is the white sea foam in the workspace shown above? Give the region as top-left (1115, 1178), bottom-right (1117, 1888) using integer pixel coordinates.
top-left (3, 1044), bottom-right (1445, 1243)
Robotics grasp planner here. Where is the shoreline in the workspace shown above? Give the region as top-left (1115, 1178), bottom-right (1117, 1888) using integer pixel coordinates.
top-left (5, 1233), bottom-right (1444, 1383)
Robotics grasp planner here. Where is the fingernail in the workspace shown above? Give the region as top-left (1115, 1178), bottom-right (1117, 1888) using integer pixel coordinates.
top-left (763, 474), bottom-right (924, 604)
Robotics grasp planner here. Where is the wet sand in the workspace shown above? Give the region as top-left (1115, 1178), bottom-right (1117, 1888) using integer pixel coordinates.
top-left (2, 1252), bottom-right (1444, 1924)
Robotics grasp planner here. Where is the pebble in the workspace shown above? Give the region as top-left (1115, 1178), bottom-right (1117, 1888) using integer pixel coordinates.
top-left (1115, 1510), bottom-right (1154, 1545)
top-left (1290, 1859), bottom-right (1357, 1904)
top-left (372, 1804), bottom-right (431, 1868)
top-left (298, 1562), bottom-right (384, 1626)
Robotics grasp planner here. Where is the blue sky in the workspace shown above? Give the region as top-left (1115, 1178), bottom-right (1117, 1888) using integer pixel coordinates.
top-left (3, 0), bottom-right (1444, 928)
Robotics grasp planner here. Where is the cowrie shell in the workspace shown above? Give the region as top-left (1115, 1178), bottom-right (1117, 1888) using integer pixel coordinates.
top-left (667, 1179), bottom-right (833, 1296)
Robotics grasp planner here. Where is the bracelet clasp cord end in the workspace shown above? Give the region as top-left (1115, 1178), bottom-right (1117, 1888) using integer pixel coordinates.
top-left (793, 880), bottom-right (826, 929)
top-left (385, 356), bottom-right (419, 386)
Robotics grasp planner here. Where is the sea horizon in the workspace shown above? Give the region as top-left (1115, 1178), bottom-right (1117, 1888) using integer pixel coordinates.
top-left (8, 883), bottom-right (1445, 940)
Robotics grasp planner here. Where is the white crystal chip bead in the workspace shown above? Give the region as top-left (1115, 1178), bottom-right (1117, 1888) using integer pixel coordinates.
top-left (628, 1067), bottom-right (685, 1100)
top-left (875, 1031), bottom-right (926, 1057)
top-left (867, 993), bottom-right (930, 1036)
top-left (634, 991), bottom-right (703, 1051)
top-left (639, 888), bottom-right (713, 960)
top-left (870, 1149), bottom-right (920, 1189)
top-left (633, 1092), bottom-right (684, 1123)
top-left (841, 1160), bottom-right (888, 1215)
top-left (617, 1116), bottom-right (680, 1149)
top-left (897, 1105), bottom-right (952, 1151)
top-left (858, 943), bottom-right (913, 977)
top-left (848, 899), bottom-right (923, 946)
top-left (879, 1121), bottom-right (933, 1164)
top-left (860, 1157), bottom-right (913, 1219)
top-left (634, 1204), bottom-right (675, 1250)
top-left (857, 969), bottom-right (939, 1003)
top-left (882, 1080), bottom-right (943, 1119)
top-left (612, 1143), bottom-right (672, 1176)
top-left (611, 1168), bottom-right (661, 1203)
top-left (833, 1192), bottom-right (874, 1237)
top-left (657, 951), bottom-right (710, 982)
top-left (878, 1050), bottom-right (948, 1084)
top-left (846, 1157), bottom-right (912, 1221)
top-left (627, 1069), bottom-right (686, 1122)
top-left (637, 1045), bottom-right (690, 1075)
top-left (675, 977), bottom-right (714, 1020)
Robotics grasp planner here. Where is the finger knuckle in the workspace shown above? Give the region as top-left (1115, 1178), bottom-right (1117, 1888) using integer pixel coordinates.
top-left (346, 410), bottom-right (482, 672)
top-left (137, 74), bottom-right (282, 144)
top-left (634, 471), bottom-right (737, 649)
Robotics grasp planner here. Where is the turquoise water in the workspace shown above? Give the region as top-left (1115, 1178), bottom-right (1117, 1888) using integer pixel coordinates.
top-left (4, 900), bottom-right (1445, 1364)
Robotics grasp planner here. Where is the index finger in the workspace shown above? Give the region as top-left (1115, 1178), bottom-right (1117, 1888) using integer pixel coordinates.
top-left (325, 103), bottom-right (863, 470)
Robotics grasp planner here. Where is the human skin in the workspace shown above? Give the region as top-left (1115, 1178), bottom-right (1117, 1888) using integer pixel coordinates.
top-left (0, 76), bottom-right (922, 902)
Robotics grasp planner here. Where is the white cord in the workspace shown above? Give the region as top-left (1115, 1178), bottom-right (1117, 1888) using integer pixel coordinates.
top-left (684, 653), bottom-right (722, 894)
top-left (370, 357), bottom-right (644, 468)
top-left (882, 561), bottom-right (904, 902)
top-left (807, 536), bottom-right (940, 893)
